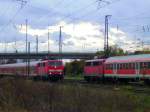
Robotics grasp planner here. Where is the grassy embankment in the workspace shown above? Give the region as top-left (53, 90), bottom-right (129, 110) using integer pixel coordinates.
top-left (0, 77), bottom-right (150, 112)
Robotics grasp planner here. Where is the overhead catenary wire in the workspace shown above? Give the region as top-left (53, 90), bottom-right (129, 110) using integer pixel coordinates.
top-left (0, 0), bottom-right (28, 33)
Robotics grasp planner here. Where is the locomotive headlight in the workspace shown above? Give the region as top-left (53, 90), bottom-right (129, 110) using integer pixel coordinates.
top-left (49, 69), bottom-right (62, 72)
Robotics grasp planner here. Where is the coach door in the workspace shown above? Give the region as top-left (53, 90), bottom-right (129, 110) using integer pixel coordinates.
top-left (135, 62), bottom-right (140, 77)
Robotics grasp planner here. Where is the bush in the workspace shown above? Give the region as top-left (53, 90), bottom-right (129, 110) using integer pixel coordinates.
top-left (0, 78), bottom-right (149, 112)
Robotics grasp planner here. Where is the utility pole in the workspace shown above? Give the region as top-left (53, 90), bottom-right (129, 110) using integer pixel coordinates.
top-left (25, 19), bottom-right (28, 76)
top-left (14, 38), bottom-right (17, 53)
top-left (36, 35), bottom-right (38, 54)
top-left (27, 42), bottom-right (30, 77)
top-left (104, 15), bottom-right (111, 57)
top-left (25, 19), bottom-right (28, 53)
top-left (4, 41), bottom-right (7, 53)
top-left (59, 26), bottom-right (62, 59)
top-left (48, 29), bottom-right (50, 54)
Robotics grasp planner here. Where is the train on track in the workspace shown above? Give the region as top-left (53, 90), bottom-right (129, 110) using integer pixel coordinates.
top-left (84, 54), bottom-right (150, 84)
top-left (0, 60), bottom-right (65, 81)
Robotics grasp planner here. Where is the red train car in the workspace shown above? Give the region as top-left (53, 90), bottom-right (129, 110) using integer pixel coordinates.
top-left (84, 59), bottom-right (105, 81)
top-left (0, 60), bottom-right (65, 81)
top-left (84, 54), bottom-right (150, 83)
top-left (104, 54), bottom-right (150, 81)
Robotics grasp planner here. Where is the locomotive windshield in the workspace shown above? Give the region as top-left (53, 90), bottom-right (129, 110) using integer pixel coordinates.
top-left (49, 61), bottom-right (62, 66)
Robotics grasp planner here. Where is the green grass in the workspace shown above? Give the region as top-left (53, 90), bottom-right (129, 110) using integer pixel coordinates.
top-left (64, 74), bottom-right (84, 80)
top-left (0, 77), bottom-right (150, 112)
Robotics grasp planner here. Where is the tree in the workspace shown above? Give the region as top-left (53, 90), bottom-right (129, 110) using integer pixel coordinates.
top-left (96, 45), bottom-right (126, 58)
top-left (134, 48), bottom-right (150, 54)
top-left (65, 60), bottom-right (85, 76)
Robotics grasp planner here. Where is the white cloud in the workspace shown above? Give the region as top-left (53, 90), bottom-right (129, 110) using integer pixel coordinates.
top-left (16, 21), bottom-right (136, 52)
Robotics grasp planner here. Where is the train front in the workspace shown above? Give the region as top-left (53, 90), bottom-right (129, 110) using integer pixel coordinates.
top-left (48, 60), bottom-right (65, 80)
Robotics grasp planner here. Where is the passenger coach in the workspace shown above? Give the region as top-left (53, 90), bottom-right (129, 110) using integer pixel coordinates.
top-left (105, 54), bottom-right (150, 80)
top-left (84, 54), bottom-right (150, 83)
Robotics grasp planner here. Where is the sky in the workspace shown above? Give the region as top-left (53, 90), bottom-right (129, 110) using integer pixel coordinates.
top-left (0, 0), bottom-right (150, 53)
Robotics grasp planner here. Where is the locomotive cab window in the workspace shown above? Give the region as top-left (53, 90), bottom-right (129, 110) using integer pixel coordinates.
top-left (37, 63), bottom-right (40, 67)
top-left (49, 61), bottom-right (63, 66)
top-left (93, 61), bottom-right (100, 66)
top-left (43, 63), bottom-right (45, 67)
top-left (85, 62), bottom-right (91, 66)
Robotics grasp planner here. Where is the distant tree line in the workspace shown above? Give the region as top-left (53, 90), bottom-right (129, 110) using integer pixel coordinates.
top-left (96, 45), bottom-right (127, 58)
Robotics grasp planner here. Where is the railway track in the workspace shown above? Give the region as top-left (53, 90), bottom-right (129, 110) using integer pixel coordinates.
top-left (1, 76), bottom-right (150, 94)
top-left (56, 78), bottom-right (150, 94)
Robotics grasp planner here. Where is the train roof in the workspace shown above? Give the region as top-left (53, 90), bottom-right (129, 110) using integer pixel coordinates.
top-left (0, 59), bottom-right (64, 68)
top-left (0, 61), bottom-right (40, 68)
top-left (105, 54), bottom-right (150, 64)
top-left (85, 59), bottom-right (105, 62)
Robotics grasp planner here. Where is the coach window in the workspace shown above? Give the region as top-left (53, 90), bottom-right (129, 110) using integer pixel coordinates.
top-left (106, 64), bottom-right (108, 69)
top-left (105, 65), bottom-right (107, 69)
top-left (117, 64), bottom-right (119, 70)
top-left (119, 64), bottom-right (122, 69)
top-left (140, 62), bottom-right (144, 69)
top-left (111, 64), bottom-right (113, 70)
top-left (121, 64), bottom-right (123, 69)
top-left (129, 63), bottom-right (131, 69)
top-left (99, 62), bottom-right (102, 65)
top-left (43, 63), bottom-right (45, 67)
top-left (119, 64), bottom-right (121, 69)
top-left (122, 64), bottom-right (124, 69)
top-left (118, 64), bottom-right (120, 69)
top-left (108, 64), bottom-right (110, 69)
top-left (124, 63), bottom-right (126, 69)
top-left (37, 63), bottom-right (40, 67)
top-left (107, 64), bottom-right (109, 69)
top-left (122, 63), bottom-right (125, 69)
top-left (148, 62), bottom-right (150, 69)
top-left (40, 63), bottom-right (42, 67)
top-left (126, 63), bottom-right (129, 69)
top-left (144, 62), bottom-right (148, 69)
top-left (105, 64), bottom-right (107, 69)
top-left (110, 64), bottom-right (113, 70)
top-left (132, 63), bottom-right (135, 69)
top-left (40, 63), bottom-right (43, 67)
top-left (113, 64), bottom-right (115, 69)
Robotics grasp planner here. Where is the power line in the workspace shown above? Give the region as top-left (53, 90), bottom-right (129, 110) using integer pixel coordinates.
top-left (63, 0), bottom-right (121, 23)
top-left (15, 0), bottom-right (27, 9)
top-left (0, 0), bottom-right (27, 33)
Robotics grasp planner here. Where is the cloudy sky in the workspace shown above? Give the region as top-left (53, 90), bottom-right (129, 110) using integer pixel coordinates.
top-left (0, 0), bottom-right (150, 53)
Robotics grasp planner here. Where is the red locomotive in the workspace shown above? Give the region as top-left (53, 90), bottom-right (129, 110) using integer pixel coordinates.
top-left (0, 60), bottom-right (65, 81)
top-left (84, 54), bottom-right (150, 83)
